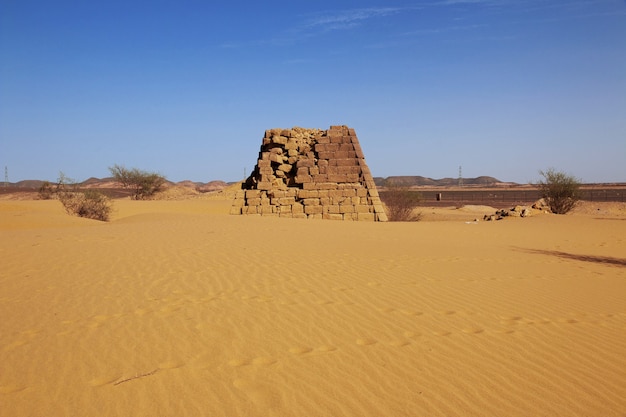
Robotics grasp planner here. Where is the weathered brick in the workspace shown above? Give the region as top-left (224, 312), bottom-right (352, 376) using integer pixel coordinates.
top-left (279, 197), bottom-right (296, 205)
top-left (257, 182), bottom-right (272, 191)
top-left (303, 198), bottom-right (320, 206)
top-left (305, 205), bottom-right (323, 214)
top-left (358, 212), bottom-right (376, 221)
top-left (292, 203), bottom-right (304, 214)
top-left (339, 204), bottom-right (355, 214)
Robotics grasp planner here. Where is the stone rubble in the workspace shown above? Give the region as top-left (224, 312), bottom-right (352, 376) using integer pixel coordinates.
top-left (230, 126), bottom-right (388, 221)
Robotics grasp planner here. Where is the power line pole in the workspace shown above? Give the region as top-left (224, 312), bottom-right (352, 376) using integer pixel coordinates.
top-left (458, 165), bottom-right (463, 187)
top-left (4, 166), bottom-right (8, 188)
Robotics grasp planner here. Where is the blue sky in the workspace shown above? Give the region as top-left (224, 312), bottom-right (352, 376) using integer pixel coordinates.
top-left (1, 0), bottom-right (625, 184)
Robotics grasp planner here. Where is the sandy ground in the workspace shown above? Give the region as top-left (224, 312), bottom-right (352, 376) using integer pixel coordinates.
top-left (1, 196), bottom-right (625, 417)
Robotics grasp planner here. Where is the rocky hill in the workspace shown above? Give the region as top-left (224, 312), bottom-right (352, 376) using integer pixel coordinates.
top-left (373, 176), bottom-right (506, 187)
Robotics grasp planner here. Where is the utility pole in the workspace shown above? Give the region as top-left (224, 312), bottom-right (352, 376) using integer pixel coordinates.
top-left (458, 165), bottom-right (463, 187)
top-left (4, 166), bottom-right (8, 188)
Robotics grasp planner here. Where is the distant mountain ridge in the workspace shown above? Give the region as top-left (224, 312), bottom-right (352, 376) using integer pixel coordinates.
top-left (7, 178), bottom-right (230, 192)
top-left (374, 176), bottom-right (508, 187)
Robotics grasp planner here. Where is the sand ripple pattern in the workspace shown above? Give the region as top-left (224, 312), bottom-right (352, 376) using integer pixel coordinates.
top-left (1, 200), bottom-right (625, 416)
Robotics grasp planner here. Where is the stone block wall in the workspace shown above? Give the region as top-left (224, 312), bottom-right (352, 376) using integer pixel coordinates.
top-left (230, 125), bottom-right (388, 221)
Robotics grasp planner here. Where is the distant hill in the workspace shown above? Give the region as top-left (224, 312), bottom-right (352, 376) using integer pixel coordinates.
top-left (6, 178), bottom-right (230, 192)
top-left (373, 176), bottom-right (507, 187)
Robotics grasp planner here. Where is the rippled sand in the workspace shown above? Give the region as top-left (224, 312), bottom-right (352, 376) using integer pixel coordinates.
top-left (1, 198), bottom-right (625, 416)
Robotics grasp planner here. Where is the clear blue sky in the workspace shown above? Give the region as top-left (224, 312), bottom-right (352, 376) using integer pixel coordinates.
top-left (1, 0), bottom-right (625, 184)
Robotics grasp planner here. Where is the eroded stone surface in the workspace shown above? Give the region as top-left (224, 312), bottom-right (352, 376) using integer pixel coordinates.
top-left (231, 126), bottom-right (387, 221)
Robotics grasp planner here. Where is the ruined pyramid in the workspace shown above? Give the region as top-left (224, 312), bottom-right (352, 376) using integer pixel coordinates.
top-left (230, 125), bottom-right (388, 221)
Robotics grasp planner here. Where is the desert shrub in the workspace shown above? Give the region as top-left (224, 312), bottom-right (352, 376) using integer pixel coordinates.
top-left (537, 168), bottom-right (582, 214)
top-left (109, 164), bottom-right (166, 200)
top-left (38, 181), bottom-right (55, 199)
top-left (58, 189), bottom-right (112, 221)
top-left (54, 172), bottom-right (112, 221)
top-left (379, 185), bottom-right (422, 221)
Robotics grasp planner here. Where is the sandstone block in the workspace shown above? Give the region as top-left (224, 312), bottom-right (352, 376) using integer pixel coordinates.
top-left (339, 204), bottom-right (355, 214)
top-left (271, 135), bottom-right (288, 145)
top-left (291, 203), bottom-right (304, 214)
top-left (323, 213), bottom-right (344, 221)
top-left (303, 198), bottom-right (320, 206)
top-left (278, 197), bottom-right (296, 205)
top-left (257, 182), bottom-right (272, 191)
top-left (357, 212), bottom-right (376, 221)
top-left (305, 205), bottom-right (323, 215)
top-left (278, 164), bottom-right (293, 173)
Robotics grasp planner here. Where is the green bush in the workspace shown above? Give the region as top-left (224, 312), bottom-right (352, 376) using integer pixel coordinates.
top-left (109, 164), bottom-right (166, 200)
top-left (379, 185), bottom-right (422, 222)
top-left (538, 168), bottom-right (582, 214)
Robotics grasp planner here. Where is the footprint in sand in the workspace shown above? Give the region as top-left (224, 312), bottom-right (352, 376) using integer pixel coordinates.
top-left (251, 357), bottom-right (277, 366)
top-left (439, 310), bottom-right (457, 316)
top-left (134, 308), bottom-right (152, 316)
top-left (432, 331), bottom-right (452, 336)
top-left (228, 357), bottom-right (276, 367)
top-left (289, 346), bottom-right (313, 355)
top-left (388, 340), bottom-right (411, 347)
top-left (356, 338), bottom-right (377, 346)
top-left (0, 384), bottom-right (28, 394)
top-left (315, 345), bottom-right (337, 353)
top-left (401, 310), bottom-right (423, 316)
top-left (233, 379), bottom-right (282, 410)
top-left (461, 328), bottom-right (485, 334)
top-left (228, 359), bottom-right (250, 367)
top-left (158, 361), bottom-right (185, 369)
top-left (88, 374), bottom-right (123, 387)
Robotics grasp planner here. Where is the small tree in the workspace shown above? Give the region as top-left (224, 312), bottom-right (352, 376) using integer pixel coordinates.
top-left (109, 164), bottom-right (166, 200)
top-left (538, 168), bottom-right (582, 214)
top-left (379, 183), bottom-right (422, 221)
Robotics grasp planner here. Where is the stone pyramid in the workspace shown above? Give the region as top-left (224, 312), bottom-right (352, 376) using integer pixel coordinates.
top-left (230, 125), bottom-right (388, 221)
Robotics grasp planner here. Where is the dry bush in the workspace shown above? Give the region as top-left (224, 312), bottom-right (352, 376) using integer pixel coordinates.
top-left (538, 168), bottom-right (582, 214)
top-left (59, 190), bottom-right (112, 221)
top-left (379, 186), bottom-right (422, 221)
top-left (38, 181), bottom-right (55, 199)
top-left (54, 173), bottom-right (111, 221)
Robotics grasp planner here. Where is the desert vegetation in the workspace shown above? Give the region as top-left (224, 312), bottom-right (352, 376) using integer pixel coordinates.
top-left (538, 168), bottom-right (582, 214)
top-left (379, 184), bottom-right (422, 221)
top-left (46, 172), bottom-right (112, 221)
top-left (109, 164), bottom-right (166, 200)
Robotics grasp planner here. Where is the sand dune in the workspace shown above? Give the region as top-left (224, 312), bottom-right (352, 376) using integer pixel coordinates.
top-left (1, 198), bottom-right (625, 416)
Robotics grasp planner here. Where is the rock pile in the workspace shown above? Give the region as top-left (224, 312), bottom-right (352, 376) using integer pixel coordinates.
top-left (230, 126), bottom-right (388, 221)
top-left (483, 202), bottom-right (547, 221)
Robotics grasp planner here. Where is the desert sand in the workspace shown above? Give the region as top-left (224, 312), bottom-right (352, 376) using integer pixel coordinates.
top-left (1, 195), bottom-right (625, 417)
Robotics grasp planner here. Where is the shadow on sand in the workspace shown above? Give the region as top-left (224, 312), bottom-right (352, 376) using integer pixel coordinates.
top-left (517, 248), bottom-right (626, 268)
